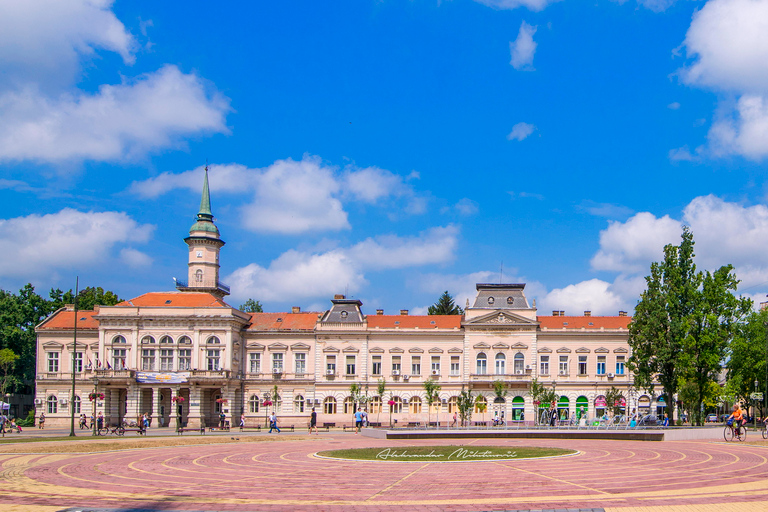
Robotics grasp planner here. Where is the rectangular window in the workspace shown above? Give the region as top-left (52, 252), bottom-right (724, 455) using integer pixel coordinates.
top-left (597, 355), bottom-right (606, 375)
top-left (295, 353), bottom-right (306, 374)
top-left (272, 353), bottom-right (284, 372)
top-left (578, 355), bottom-right (587, 375)
top-left (142, 349), bottom-right (155, 371)
top-left (411, 356), bottom-right (421, 376)
top-left (616, 356), bottom-right (625, 375)
top-left (113, 348), bottom-right (126, 370)
top-left (559, 355), bottom-right (568, 375)
top-left (431, 356), bottom-right (440, 375)
top-left (207, 349), bottom-right (220, 371)
top-left (392, 356), bottom-right (401, 374)
top-left (450, 356), bottom-right (460, 376)
top-left (372, 355), bottom-right (382, 375)
top-left (326, 355), bottom-right (336, 374)
top-left (346, 355), bottom-right (356, 375)
top-left (539, 355), bottom-right (549, 375)
top-left (476, 356), bottom-right (487, 375)
top-left (178, 349), bottom-right (191, 370)
top-left (73, 351), bottom-right (83, 372)
top-left (47, 352), bottom-right (59, 373)
top-left (249, 353), bottom-right (261, 373)
top-left (160, 349), bottom-right (174, 371)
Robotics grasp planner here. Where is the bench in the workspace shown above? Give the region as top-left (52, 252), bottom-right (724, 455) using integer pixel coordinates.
top-left (407, 422), bottom-right (421, 428)
top-left (322, 422), bottom-right (336, 428)
top-left (239, 425), bottom-right (262, 432)
top-left (209, 426), bottom-right (231, 432)
top-left (177, 427), bottom-right (206, 435)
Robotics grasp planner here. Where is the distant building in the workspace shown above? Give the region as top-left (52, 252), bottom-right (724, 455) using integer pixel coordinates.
top-left (35, 171), bottom-right (660, 428)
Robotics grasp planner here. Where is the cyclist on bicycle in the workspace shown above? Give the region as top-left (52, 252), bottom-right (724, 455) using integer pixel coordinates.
top-left (728, 404), bottom-right (745, 435)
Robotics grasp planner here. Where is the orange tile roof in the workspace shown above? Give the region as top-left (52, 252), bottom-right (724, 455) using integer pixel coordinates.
top-left (246, 312), bottom-right (319, 331)
top-left (117, 292), bottom-right (231, 308)
top-left (39, 310), bottom-right (99, 330)
top-left (367, 315), bottom-right (462, 329)
top-left (537, 316), bottom-right (632, 329)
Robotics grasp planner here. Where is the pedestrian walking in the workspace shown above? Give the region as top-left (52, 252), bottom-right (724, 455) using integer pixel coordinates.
top-left (309, 407), bottom-right (318, 434)
top-left (219, 410), bottom-right (226, 429)
top-left (239, 413), bottom-right (245, 428)
top-left (38, 412), bottom-right (45, 429)
top-left (97, 412), bottom-right (104, 431)
top-left (452, 411), bottom-right (457, 427)
top-left (269, 411), bottom-right (280, 433)
top-left (354, 408), bottom-right (364, 434)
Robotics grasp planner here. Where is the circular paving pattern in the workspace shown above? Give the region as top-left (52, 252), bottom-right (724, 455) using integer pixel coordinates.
top-left (2, 436), bottom-right (768, 511)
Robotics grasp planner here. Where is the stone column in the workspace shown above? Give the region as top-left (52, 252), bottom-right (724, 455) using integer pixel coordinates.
top-left (155, 387), bottom-right (165, 427)
top-left (108, 388), bottom-right (119, 426)
top-left (187, 386), bottom-right (203, 428)
top-left (221, 386), bottom-right (236, 428)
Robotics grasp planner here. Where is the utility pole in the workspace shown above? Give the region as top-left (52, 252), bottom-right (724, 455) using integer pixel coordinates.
top-left (69, 277), bottom-right (79, 437)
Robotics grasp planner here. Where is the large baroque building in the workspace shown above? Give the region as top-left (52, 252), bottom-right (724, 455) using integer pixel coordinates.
top-left (35, 172), bottom-right (661, 428)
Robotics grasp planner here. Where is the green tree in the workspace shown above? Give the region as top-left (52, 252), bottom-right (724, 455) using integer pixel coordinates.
top-left (376, 378), bottom-right (386, 424)
top-left (0, 348), bottom-right (20, 396)
top-left (628, 227), bottom-right (700, 424)
top-left (726, 308), bottom-right (768, 417)
top-left (428, 291), bottom-right (463, 315)
top-left (475, 394), bottom-right (488, 424)
top-left (680, 264), bottom-right (751, 425)
top-left (604, 386), bottom-right (624, 418)
top-left (423, 378), bottom-right (441, 427)
top-left (49, 286), bottom-right (121, 311)
top-left (239, 299), bottom-right (264, 313)
top-left (457, 387), bottom-right (474, 426)
top-left (528, 378), bottom-right (557, 425)
top-left (492, 379), bottom-right (508, 420)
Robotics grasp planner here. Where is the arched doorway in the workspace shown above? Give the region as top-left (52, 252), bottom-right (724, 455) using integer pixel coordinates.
top-left (512, 396), bottom-right (525, 421)
top-left (557, 396), bottom-right (570, 420)
top-left (576, 396), bottom-right (588, 420)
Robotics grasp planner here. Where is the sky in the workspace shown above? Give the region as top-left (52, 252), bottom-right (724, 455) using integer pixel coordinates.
top-left (2, 0), bottom-right (768, 316)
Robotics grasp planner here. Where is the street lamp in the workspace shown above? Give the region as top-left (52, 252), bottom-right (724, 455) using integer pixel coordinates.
top-left (91, 377), bottom-right (99, 436)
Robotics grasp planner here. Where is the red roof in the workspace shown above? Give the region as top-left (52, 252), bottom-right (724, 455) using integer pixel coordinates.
top-left (246, 312), bottom-right (319, 331)
top-left (367, 315), bottom-right (462, 329)
top-left (117, 292), bottom-right (230, 308)
top-left (537, 316), bottom-right (632, 329)
top-left (39, 310), bottom-right (99, 330)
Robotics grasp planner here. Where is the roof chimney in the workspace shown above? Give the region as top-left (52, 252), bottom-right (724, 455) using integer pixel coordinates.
top-left (334, 294), bottom-right (345, 300)
top-left (376, 309), bottom-right (384, 315)
top-left (619, 310), bottom-right (627, 317)
top-left (584, 311), bottom-right (591, 317)
top-left (292, 306), bottom-right (301, 314)
top-left (560, 311), bottom-right (565, 316)
top-left (552, 310), bottom-right (559, 316)
top-left (400, 309), bottom-right (409, 316)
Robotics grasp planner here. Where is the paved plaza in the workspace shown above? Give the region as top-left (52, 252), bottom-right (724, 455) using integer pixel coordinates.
top-left (1, 431), bottom-right (768, 512)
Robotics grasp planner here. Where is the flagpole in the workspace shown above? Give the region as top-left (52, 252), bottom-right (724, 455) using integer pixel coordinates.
top-left (69, 277), bottom-right (79, 437)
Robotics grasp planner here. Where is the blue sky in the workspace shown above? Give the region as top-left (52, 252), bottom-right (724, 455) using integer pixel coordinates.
top-left (2, 0), bottom-right (768, 315)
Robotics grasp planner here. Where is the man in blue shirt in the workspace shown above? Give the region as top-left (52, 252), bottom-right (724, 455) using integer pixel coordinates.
top-left (354, 408), bottom-right (364, 434)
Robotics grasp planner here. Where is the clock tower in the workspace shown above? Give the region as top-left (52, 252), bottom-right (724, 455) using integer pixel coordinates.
top-left (176, 166), bottom-right (229, 298)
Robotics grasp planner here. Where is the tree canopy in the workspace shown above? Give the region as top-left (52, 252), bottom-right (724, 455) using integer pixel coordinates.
top-left (239, 299), bottom-right (264, 313)
top-left (428, 291), bottom-right (463, 315)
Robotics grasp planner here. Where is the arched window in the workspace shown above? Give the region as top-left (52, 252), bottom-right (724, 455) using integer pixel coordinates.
top-left (207, 336), bottom-right (221, 344)
top-left (370, 396), bottom-right (382, 414)
top-left (495, 353), bottom-right (506, 375)
top-left (512, 396), bottom-right (525, 420)
top-left (343, 396), bottom-right (355, 414)
top-left (474, 395), bottom-right (488, 414)
top-left (160, 335), bottom-right (173, 344)
top-left (409, 396), bottom-right (422, 414)
top-left (141, 335), bottom-right (155, 344)
top-left (476, 352), bottom-right (487, 375)
top-left (324, 396), bottom-right (337, 414)
top-left (178, 336), bottom-right (192, 344)
top-left (513, 353), bottom-right (525, 374)
top-left (274, 393), bottom-right (282, 413)
top-left (112, 335), bottom-right (126, 344)
top-left (390, 396), bottom-right (403, 414)
top-left (47, 395), bottom-right (58, 414)
top-left (72, 395), bottom-right (81, 414)
top-left (249, 394), bottom-right (260, 413)
top-left (448, 396), bottom-right (458, 414)
top-left (195, 269), bottom-right (203, 283)
top-left (487, 296), bottom-right (495, 305)
top-left (294, 395), bottom-right (305, 413)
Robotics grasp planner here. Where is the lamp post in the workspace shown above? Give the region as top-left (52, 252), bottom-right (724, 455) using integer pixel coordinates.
top-left (69, 277), bottom-right (79, 437)
top-left (91, 377), bottom-right (99, 436)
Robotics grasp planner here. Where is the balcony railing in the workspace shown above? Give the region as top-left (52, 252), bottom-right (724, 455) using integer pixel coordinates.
top-left (175, 279), bottom-right (230, 294)
top-left (189, 370), bottom-right (230, 379)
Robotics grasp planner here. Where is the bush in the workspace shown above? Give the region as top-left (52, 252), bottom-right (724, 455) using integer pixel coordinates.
top-left (17, 410), bottom-right (36, 427)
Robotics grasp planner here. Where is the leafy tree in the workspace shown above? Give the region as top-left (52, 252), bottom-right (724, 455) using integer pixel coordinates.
top-left (628, 227), bottom-right (700, 424)
top-left (238, 299), bottom-right (264, 313)
top-left (679, 264), bottom-right (751, 425)
top-left (376, 378), bottom-right (387, 424)
top-left (475, 394), bottom-right (488, 424)
top-left (428, 291), bottom-right (463, 315)
top-left (0, 348), bottom-right (20, 396)
top-left (423, 378), bottom-right (441, 427)
top-left (457, 387), bottom-right (474, 426)
top-left (726, 308), bottom-right (768, 417)
top-left (604, 386), bottom-right (624, 417)
top-left (528, 378), bottom-right (557, 424)
top-left (49, 286), bottom-right (121, 311)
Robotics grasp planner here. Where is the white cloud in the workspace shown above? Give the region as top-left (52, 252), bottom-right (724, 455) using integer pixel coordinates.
top-left (0, 65), bottom-right (230, 164)
top-left (454, 198), bottom-right (479, 216)
top-left (507, 122), bottom-right (536, 141)
top-left (509, 22), bottom-right (538, 71)
top-left (474, 0), bottom-right (557, 11)
top-left (668, 102), bottom-right (681, 110)
top-left (120, 248), bottom-right (153, 268)
top-left (707, 95), bottom-right (768, 159)
top-left (538, 279), bottom-right (626, 316)
top-left (130, 155), bottom-right (423, 235)
top-left (636, 0), bottom-right (677, 12)
top-left (0, 208), bottom-right (153, 280)
top-left (0, 0), bottom-right (136, 89)
top-left (228, 226), bottom-right (459, 301)
top-left (578, 200), bottom-right (634, 219)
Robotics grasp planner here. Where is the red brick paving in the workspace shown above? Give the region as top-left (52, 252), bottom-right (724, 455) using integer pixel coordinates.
top-left (2, 436), bottom-right (768, 511)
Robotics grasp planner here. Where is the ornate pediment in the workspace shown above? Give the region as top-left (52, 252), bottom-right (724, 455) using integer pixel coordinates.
top-left (448, 347), bottom-right (463, 353)
top-left (473, 342), bottom-right (491, 349)
top-left (595, 347), bottom-right (610, 353)
top-left (246, 342), bottom-right (265, 350)
top-left (369, 347), bottom-right (385, 353)
top-left (389, 347), bottom-right (404, 353)
top-left (428, 347), bottom-right (444, 353)
top-left (511, 342), bottom-right (529, 349)
top-left (556, 347), bottom-right (572, 353)
top-left (465, 310), bottom-right (538, 326)
top-left (575, 347), bottom-right (591, 353)
top-left (613, 347), bottom-right (628, 353)
top-left (322, 346), bottom-right (340, 353)
top-left (342, 346), bottom-right (359, 353)
top-left (492, 343), bottom-right (510, 350)
top-left (290, 343), bottom-right (311, 351)
top-left (538, 347), bottom-right (552, 353)
top-left (268, 343), bottom-right (288, 351)
top-left (42, 341), bottom-right (63, 348)
top-left (408, 347), bottom-right (424, 353)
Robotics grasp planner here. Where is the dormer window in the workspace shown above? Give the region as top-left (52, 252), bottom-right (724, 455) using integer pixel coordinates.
top-left (507, 297), bottom-right (514, 305)
top-left (487, 297), bottom-right (495, 305)
top-left (340, 311), bottom-right (348, 318)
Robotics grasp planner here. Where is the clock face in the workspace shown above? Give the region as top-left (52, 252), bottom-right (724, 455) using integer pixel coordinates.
top-left (196, 251), bottom-right (203, 258)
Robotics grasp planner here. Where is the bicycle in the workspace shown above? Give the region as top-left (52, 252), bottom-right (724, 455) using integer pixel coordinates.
top-left (96, 426), bottom-right (110, 436)
top-left (724, 421), bottom-right (747, 442)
